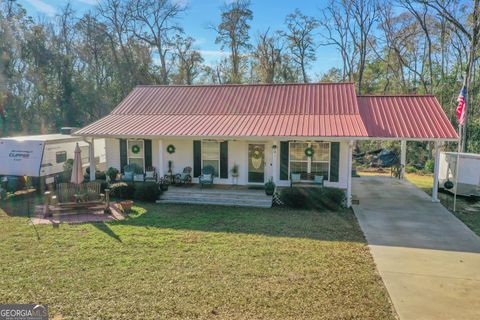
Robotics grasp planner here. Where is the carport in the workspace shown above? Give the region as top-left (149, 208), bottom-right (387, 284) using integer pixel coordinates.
top-left (344, 95), bottom-right (459, 207)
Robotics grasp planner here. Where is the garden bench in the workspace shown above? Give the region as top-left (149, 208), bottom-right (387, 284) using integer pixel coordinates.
top-left (290, 173), bottom-right (324, 188)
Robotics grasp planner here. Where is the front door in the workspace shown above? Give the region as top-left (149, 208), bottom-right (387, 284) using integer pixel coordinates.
top-left (248, 144), bottom-right (265, 183)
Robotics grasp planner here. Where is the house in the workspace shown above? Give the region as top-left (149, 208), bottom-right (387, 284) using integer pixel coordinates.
top-left (74, 83), bottom-right (458, 206)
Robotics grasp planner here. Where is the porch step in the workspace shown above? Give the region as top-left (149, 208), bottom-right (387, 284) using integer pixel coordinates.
top-left (157, 188), bottom-right (272, 208)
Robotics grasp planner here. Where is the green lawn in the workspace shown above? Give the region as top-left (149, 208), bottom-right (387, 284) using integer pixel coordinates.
top-left (0, 198), bottom-right (395, 319)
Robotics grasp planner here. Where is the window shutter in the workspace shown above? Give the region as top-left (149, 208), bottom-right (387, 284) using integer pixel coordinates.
top-left (119, 139), bottom-right (127, 173)
top-left (280, 141), bottom-right (289, 180)
top-left (330, 142), bottom-right (340, 182)
top-left (220, 141), bottom-right (228, 179)
top-left (193, 140), bottom-right (201, 178)
top-left (144, 139), bottom-right (152, 169)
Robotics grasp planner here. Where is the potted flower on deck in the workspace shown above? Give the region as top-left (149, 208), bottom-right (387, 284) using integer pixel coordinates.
top-left (264, 177), bottom-right (276, 196)
top-left (231, 164), bottom-right (239, 185)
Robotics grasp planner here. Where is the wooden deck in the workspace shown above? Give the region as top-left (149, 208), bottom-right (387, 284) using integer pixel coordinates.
top-left (157, 185), bottom-right (273, 208)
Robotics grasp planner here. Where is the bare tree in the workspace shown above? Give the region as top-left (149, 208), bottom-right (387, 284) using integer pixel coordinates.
top-left (319, 0), bottom-right (356, 81)
top-left (418, 0), bottom-right (480, 151)
top-left (172, 35), bottom-right (204, 85)
top-left (350, 0), bottom-right (377, 93)
top-left (211, 0), bottom-right (253, 84)
top-left (281, 9), bottom-right (318, 83)
top-left (252, 29), bottom-right (282, 83)
top-left (129, 0), bottom-right (186, 84)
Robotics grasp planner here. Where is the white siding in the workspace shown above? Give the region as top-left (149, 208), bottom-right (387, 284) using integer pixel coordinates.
top-left (104, 137), bottom-right (351, 188)
top-left (105, 138), bottom-right (120, 170)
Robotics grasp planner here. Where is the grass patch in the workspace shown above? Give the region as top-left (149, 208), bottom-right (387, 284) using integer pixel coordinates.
top-left (0, 200), bottom-right (395, 319)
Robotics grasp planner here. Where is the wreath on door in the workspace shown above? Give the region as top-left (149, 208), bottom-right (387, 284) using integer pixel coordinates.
top-left (131, 145), bottom-right (141, 154)
top-left (304, 147), bottom-right (314, 157)
top-left (166, 144), bottom-right (176, 154)
top-left (252, 146), bottom-right (263, 160)
top-left (251, 146), bottom-right (263, 169)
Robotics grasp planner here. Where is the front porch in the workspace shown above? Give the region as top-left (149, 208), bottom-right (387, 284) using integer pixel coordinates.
top-left (157, 184), bottom-right (273, 208)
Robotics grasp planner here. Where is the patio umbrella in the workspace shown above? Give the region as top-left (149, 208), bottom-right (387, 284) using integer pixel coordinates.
top-left (71, 143), bottom-right (84, 185)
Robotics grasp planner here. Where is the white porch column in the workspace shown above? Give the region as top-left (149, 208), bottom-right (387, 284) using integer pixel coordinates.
top-left (346, 140), bottom-right (354, 208)
top-left (432, 141), bottom-right (442, 202)
top-left (271, 140), bottom-right (279, 184)
top-left (400, 140), bottom-right (407, 179)
top-left (88, 138), bottom-right (96, 181)
top-left (158, 140), bottom-right (164, 177)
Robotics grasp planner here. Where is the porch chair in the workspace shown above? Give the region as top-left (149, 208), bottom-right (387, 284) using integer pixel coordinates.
top-left (314, 175), bottom-right (324, 187)
top-left (175, 167), bottom-right (192, 185)
top-left (290, 173), bottom-right (301, 187)
top-left (144, 167), bottom-right (158, 182)
top-left (199, 165), bottom-right (215, 188)
top-left (122, 164), bottom-right (143, 182)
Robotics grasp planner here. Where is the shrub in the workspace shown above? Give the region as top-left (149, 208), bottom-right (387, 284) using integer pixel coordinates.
top-left (424, 159), bottom-right (435, 173)
top-left (106, 167), bottom-right (119, 181)
top-left (134, 182), bottom-right (161, 202)
top-left (405, 165), bottom-right (417, 174)
top-left (85, 167), bottom-right (107, 181)
top-left (279, 188), bottom-right (308, 209)
top-left (95, 180), bottom-right (110, 194)
top-left (314, 188), bottom-right (345, 211)
top-left (279, 187), bottom-right (345, 211)
top-left (110, 182), bottom-right (135, 199)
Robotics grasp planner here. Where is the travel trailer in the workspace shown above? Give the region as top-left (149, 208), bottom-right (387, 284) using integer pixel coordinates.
top-left (438, 152), bottom-right (480, 197)
top-left (0, 131), bottom-right (106, 179)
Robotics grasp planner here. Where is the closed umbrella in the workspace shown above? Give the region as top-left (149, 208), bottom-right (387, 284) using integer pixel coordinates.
top-left (71, 143), bottom-right (84, 185)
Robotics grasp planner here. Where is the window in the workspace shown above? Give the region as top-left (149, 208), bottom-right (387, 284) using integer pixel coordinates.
top-left (202, 141), bottom-right (220, 176)
top-left (289, 142), bottom-right (330, 180)
top-left (56, 151), bottom-right (67, 164)
top-left (127, 140), bottom-right (144, 172)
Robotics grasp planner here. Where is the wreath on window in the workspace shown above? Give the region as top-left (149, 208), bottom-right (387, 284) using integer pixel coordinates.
top-left (166, 144), bottom-right (176, 154)
top-left (131, 145), bottom-right (141, 154)
top-left (304, 147), bottom-right (314, 157)
top-left (252, 146), bottom-right (263, 160)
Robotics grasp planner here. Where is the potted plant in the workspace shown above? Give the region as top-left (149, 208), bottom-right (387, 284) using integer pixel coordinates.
top-left (231, 164), bottom-right (239, 177)
top-left (106, 167), bottom-right (119, 182)
top-left (159, 177), bottom-right (169, 191)
top-left (264, 177), bottom-right (276, 196)
top-left (230, 163), bottom-right (239, 185)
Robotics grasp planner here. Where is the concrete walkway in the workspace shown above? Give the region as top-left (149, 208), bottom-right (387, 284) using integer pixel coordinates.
top-left (352, 176), bottom-right (480, 320)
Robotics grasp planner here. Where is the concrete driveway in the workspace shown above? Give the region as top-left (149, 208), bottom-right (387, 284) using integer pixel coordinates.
top-left (352, 176), bottom-right (480, 320)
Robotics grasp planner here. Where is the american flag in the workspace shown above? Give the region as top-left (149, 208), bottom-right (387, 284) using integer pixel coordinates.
top-left (456, 86), bottom-right (467, 125)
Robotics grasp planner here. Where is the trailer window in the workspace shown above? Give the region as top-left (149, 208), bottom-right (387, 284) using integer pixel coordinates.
top-left (56, 151), bottom-right (67, 164)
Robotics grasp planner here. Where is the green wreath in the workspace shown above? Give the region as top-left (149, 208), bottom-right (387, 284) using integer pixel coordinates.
top-left (304, 147), bottom-right (314, 157)
top-left (166, 144), bottom-right (176, 154)
top-left (131, 145), bottom-right (141, 154)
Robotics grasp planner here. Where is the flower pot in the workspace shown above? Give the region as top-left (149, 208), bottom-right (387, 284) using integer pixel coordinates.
top-left (265, 189), bottom-right (274, 196)
top-left (160, 184), bottom-right (169, 191)
top-left (119, 200), bottom-right (134, 213)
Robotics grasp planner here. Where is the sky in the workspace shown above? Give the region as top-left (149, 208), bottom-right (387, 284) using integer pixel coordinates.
top-left (18, 0), bottom-right (343, 77)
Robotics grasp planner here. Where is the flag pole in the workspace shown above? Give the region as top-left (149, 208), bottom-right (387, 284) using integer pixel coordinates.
top-left (453, 124), bottom-right (462, 212)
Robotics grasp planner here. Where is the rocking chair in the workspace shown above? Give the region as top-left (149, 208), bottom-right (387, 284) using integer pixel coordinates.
top-left (174, 167), bottom-right (192, 185)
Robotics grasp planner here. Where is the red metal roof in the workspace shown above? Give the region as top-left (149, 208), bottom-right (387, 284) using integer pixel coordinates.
top-left (76, 84), bottom-right (458, 140)
top-left (77, 83), bottom-right (369, 138)
top-left (358, 95), bottom-right (458, 140)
